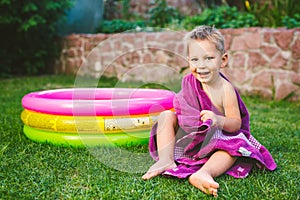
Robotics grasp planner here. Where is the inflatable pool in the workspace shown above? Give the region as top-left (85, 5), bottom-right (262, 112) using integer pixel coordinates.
top-left (21, 88), bottom-right (175, 147)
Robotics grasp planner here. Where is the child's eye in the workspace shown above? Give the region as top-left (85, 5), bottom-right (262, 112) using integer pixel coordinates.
top-left (206, 57), bottom-right (214, 60)
top-left (191, 58), bottom-right (198, 62)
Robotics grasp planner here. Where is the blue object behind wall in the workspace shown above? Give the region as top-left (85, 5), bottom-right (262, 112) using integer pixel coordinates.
top-left (56, 0), bottom-right (103, 35)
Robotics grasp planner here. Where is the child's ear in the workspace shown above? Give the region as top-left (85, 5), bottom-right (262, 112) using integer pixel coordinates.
top-left (221, 53), bottom-right (228, 68)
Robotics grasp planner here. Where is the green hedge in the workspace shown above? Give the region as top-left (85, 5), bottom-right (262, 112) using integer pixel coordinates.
top-left (97, 20), bottom-right (146, 33)
top-left (245, 0), bottom-right (300, 28)
top-left (182, 6), bottom-right (259, 29)
top-left (0, 0), bottom-right (73, 77)
top-left (99, 2), bottom-right (299, 34)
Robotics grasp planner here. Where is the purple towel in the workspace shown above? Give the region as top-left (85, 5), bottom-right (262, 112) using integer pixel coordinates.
top-left (149, 73), bottom-right (276, 178)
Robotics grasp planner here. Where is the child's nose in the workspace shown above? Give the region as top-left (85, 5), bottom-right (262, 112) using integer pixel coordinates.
top-left (196, 62), bottom-right (205, 69)
top-left (191, 61), bottom-right (204, 69)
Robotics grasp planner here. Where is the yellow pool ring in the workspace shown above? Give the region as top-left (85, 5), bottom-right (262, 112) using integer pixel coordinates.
top-left (21, 109), bottom-right (170, 134)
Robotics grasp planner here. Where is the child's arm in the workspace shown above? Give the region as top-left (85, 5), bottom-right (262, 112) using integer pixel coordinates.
top-left (200, 83), bottom-right (241, 133)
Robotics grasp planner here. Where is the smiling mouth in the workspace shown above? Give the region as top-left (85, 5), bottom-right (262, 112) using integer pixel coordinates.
top-left (197, 72), bottom-right (210, 76)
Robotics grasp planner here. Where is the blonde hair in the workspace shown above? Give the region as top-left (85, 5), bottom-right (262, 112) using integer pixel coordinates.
top-left (185, 25), bottom-right (225, 54)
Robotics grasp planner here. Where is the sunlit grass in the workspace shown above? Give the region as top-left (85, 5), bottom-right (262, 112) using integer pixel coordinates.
top-left (0, 75), bottom-right (299, 199)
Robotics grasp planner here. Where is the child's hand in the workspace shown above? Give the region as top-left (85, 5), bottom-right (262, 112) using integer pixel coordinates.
top-left (200, 110), bottom-right (223, 128)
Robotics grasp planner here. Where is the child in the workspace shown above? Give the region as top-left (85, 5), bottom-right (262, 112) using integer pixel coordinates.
top-left (142, 25), bottom-right (276, 197)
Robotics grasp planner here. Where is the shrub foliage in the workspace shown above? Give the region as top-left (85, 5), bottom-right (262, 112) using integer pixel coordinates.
top-left (147, 0), bottom-right (182, 28)
top-left (99, 0), bottom-right (299, 34)
top-left (182, 6), bottom-right (259, 30)
top-left (0, 0), bottom-right (73, 77)
top-left (97, 20), bottom-right (146, 34)
top-left (245, 0), bottom-right (300, 28)
top-left (100, 0), bottom-right (182, 33)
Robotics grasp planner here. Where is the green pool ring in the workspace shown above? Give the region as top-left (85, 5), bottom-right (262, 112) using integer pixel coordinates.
top-left (23, 125), bottom-right (150, 148)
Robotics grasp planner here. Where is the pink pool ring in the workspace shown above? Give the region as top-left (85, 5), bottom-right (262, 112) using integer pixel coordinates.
top-left (22, 88), bottom-right (175, 116)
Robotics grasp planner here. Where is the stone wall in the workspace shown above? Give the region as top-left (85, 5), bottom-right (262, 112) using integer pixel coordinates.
top-left (55, 28), bottom-right (300, 101)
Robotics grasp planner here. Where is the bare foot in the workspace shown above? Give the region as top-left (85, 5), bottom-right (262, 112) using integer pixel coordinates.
top-left (142, 160), bottom-right (177, 180)
top-left (188, 171), bottom-right (220, 197)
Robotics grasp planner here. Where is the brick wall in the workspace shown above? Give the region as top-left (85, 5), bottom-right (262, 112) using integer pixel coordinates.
top-left (54, 28), bottom-right (300, 101)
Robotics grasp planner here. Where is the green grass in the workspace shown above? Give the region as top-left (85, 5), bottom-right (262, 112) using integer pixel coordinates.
top-left (0, 75), bottom-right (299, 199)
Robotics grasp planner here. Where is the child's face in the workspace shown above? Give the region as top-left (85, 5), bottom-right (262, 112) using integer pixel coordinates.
top-left (188, 39), bottom-right (228, 85)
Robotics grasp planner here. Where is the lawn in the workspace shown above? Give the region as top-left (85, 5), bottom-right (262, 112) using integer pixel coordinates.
top-left (0, 75), bottom-right (299, 200)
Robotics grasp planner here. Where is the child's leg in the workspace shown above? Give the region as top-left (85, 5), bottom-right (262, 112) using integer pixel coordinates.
top-left (188, 150), bottom-right (237, 197)
top-left (142, 110), bottom-right (177, 180)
